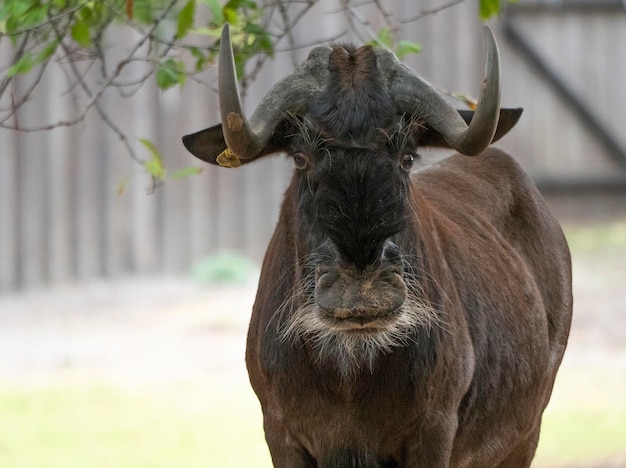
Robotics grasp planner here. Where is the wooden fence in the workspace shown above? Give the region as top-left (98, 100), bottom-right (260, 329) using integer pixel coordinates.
top-left (1, 0), bottom-right (625, 291)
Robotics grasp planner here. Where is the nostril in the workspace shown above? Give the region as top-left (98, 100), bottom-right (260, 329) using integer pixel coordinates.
top-left (316, 265), bottom-right (330, 275)
top-left (315, 267), bottom-right (344, 301)
top-left (386, 265), bottom-right (403, 277)
top-left (381, 241), bottom-right (402, 265)
top-left (316, 266), bottom-right (334, 285)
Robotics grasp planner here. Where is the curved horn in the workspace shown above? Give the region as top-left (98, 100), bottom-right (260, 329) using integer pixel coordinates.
top-left (386, 26), bottom-right (501, 156)
top-left (218, 23), bottom-right (331, 160)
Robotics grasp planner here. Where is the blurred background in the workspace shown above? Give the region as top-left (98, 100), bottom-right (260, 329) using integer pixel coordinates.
top-left (0, 0), bottom-right (625, 466)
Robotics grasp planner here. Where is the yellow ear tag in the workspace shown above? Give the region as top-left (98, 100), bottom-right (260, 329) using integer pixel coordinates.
top-left (216, 148), bottom-right (241, 168)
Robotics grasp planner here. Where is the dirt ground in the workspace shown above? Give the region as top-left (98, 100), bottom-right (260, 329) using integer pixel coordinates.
top-left (1, 223), bottom-right (624, 387)
top-left (0, 276), bottom-right (257, 387)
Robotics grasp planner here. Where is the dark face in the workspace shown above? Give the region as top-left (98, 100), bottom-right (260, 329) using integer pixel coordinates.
top-left (279, 123), bottom-right (434, 375)
top-left (295, 143), bottom-right (414, 270)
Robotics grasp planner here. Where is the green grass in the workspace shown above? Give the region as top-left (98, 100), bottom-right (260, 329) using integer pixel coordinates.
top-left (0, 379), bottom-right (272, 468)
top-left (1, 371), bottom-right (625, 467)
top-left (563, 220), bottom-right (626, 253)
top-left (534, 368), bottom-right (626, 466)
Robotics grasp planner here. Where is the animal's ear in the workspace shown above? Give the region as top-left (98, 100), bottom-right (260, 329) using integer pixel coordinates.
top-left (419, 108), bottom-right (523, 148)
top-left (182, 124), bottom-right (289, 168)
top-left (182, 125), bottom-right (229, 165)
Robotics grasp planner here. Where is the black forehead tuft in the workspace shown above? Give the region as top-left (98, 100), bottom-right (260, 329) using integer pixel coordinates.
top-left (308, 44), bottom-right (396, 147)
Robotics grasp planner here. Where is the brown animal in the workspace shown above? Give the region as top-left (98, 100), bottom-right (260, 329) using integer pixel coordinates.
top-left (183, 24), bottom-right (572, 468)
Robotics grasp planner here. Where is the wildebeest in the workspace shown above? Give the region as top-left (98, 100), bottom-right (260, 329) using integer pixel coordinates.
top-left (182, 24), bottom-right (572, 468)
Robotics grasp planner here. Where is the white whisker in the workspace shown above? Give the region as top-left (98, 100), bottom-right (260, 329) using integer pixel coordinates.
top-left (279, 281), bottom-right (440, 380)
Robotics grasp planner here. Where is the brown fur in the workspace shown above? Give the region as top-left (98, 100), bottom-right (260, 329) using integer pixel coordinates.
top-left (182, 33), bottom-right (569, 467)
top-left (246, 148), bottom-right (572, 467)
top-left (329, 45), bottom-right (378, 92)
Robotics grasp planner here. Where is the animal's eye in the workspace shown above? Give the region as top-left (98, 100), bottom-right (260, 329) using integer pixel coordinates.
top-left (400, 153), bottom-right (415, 171)
top-left (293, 152), bottom-right (310, 170)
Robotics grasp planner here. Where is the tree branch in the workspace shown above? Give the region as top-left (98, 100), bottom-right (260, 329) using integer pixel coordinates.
top-left (399, 0), bottom-right (468, 23)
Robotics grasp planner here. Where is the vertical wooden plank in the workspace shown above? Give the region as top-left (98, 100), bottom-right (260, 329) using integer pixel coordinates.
top-left (0, 39), bottom-right (20, 291)
top-left (95, 99), bottom-right (112, 273)
top-left (496, 24), bottom-right (535, 169)
top-left (46, 65), bottom-right (76, 284)
top-left (446, 6), bottom-right (481, 127)
top-left (14, 76), bottom-right (49, 289)
top-left (592, 13), bottom-right (626, 157)
top-left (101, 86), bottom-right (135, 277)
top-left (610, 14), bottom-right (626, 152)
top-left (158, 87), bottom-right (192, 272)
top-left (241, 160), bottom-right (271, 261)
top-left (558, 13), bottom-right (587, 175)
top-left (513, 14), bottom-right (559, 177)
top-left (185, 83), bottom-right (219, 263)
top-left (131, 71), bottom-right (161, 274)
top-left (0, 114), bottom-right (19, 292)
top-left (244, 157), bottom-right (292, 263)
top-left (0, 38), bottom-right (17, 290)
top-left (214, 165), bottom-right (246, 252)
top-left (73, 102), bottom-right (104, 280)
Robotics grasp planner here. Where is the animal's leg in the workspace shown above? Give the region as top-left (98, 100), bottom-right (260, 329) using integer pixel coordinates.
top-left (496, 428), bottom-right (541, 468)
top-left (404, 417), bottom-right (457, 468)
top-left (264, 421), bottom-right (316, 468)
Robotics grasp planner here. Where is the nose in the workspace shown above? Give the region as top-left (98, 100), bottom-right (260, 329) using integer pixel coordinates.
top-left (314, 241), bottom-right (406, 324)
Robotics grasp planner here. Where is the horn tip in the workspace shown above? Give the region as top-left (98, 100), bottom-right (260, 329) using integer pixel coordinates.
top-left (481, 24), bottom-right (497, 46)
top-left (221, 22), bottom-right (231, 41)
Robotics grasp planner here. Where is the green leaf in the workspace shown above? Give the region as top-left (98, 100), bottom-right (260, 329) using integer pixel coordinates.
top-left (17, 2), bottom-right (48, 30)
top-left (190, 26), bottom-right (222, 38)
top-left (155, 58), bottom-right (184, 90)
top-left (71, 21), bottom-right (91, 47)
top-left (36, 39), bottom-right (59, 63)
top-left (203, 0), bottom-right (224, 24)
top-left (189, 46), bottom-right (207, 71)
top-left (257, 32), bottom-right (273, 55)
top-left (2, 0), bottom-right (46, 36)
top-left (225, 0), bottom-right (257, 10)
top-left (116, 178), bottom-right (129, 195)
top-left (395, 40), bottom-right (422, 59)
top-left (171, 166), bottom-right (203, 180)
top-left (223, 7), bottom-right (239, 25)
top-left (176, 0), bottom-right (195, 39)
top-left (375, 28), bottom-right (393, 48)
top-left (140, 138), bottom-right (166, 180)
top-left (480, 0), bottom-right (501, 19)
top-left (6, 37), bottom-right (59, 77)
top-left (132, 0), bottom-right (155, 24)
top-left (242, 22), bottom-right (274, 56)
top-left (7, 53), bottom-right (35, 77)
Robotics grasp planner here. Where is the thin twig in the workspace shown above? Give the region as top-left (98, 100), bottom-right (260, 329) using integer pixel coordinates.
top-left (399, 0), bottom-right (468, 23)
top-left (277, 0), bottom-right (300, 67)
top-left (0, 60), bottom-right (50, 126)
top-left (95, 101), bottom-right (144, 164)
top-left (340, 1), bottom-right (382, 44)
